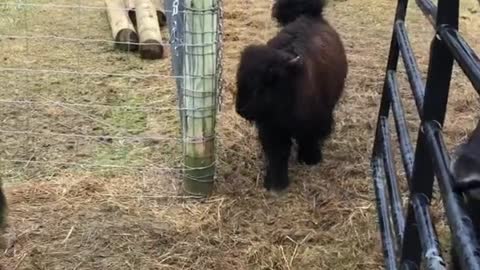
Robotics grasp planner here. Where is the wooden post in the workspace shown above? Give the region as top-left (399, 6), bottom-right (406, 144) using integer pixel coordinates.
top-left (105, 0), bottom-right (139, 51)
top-left (181, 0), bottom-right (219, 196)
top-left (134, 0), bottom-right (164, 59)
top-left (126, 0), bottom-right (167, 28)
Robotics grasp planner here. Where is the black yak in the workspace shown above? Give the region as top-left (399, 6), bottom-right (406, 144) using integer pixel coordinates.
top-left (450, 119), bottom-right (480, 270)
top-left (235, 0), bottom-right (348, 191)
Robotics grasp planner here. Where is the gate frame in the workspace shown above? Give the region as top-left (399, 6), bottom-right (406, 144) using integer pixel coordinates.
top-left (371, 0), bottom-right (480, 269)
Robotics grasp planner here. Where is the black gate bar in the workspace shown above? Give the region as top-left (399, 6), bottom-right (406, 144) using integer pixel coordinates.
top-left (380, 116), bottom-right (405, 244)
top-left (386, 71), bottom-right (414, 180)
top-left (395, 21), bottom-right (425, 113)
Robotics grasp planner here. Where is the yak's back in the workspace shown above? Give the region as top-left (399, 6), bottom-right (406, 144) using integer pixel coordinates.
top-left (267, 17), bottom-right (347, 122)
top-left (267, 17), bottom-right (347, 85)
top-left (308, 20), bottom-right (348, 109)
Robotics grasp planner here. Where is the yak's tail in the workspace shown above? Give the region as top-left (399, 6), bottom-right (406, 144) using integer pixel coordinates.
top-left (272, 0), bottom-right (326, 26)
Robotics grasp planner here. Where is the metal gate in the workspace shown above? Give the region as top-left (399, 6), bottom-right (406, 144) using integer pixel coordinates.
top-left (371, 0), bottom-right (480, 269)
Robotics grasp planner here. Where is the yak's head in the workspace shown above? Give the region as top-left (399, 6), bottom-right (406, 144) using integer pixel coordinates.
top-left (235, 45), bottom-right (303, 122)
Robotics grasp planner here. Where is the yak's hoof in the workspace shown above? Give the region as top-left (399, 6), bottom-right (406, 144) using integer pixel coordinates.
top-left (298, 148), bottom-right (322, 165)
top-left (263, 174), bottom-right (289, 191)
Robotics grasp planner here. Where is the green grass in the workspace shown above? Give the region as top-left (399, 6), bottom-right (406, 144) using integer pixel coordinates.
top-left (104, 98), bottom-right (148, 135)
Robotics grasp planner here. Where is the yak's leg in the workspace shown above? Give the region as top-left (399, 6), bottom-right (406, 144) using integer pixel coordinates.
top-left (297, 135), bottom-right (323, 165)
top-left (296, 118), bottom-right (332, 165)
top-left (257, 124), bottom-right (291, 191)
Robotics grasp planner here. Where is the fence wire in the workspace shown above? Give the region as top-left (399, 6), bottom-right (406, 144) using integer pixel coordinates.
top-left (0, 0), bottom-right (223, 186)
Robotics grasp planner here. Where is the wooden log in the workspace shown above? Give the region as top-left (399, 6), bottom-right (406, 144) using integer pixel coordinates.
top-left (126, 0), bottom-right (167, 29)
top-left (152, 0), bottom-right (167, 27)
top-left (134, 0), bottom-right (164, 59)
top-left (105, 0), bottom-right (139, 51)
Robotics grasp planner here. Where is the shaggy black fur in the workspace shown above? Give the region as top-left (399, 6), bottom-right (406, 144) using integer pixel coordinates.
top-left (235, 0), bottom-right (348, 191)
top-left (272, 0), bottom-right (326, 26)
top-left (450, 119), bottom-right (480, 270)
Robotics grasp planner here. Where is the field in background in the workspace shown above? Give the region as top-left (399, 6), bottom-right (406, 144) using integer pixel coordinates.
top-left (0, 0), bottom-right (182, 184)
top-left (1, 0), bottom-right (480, 269)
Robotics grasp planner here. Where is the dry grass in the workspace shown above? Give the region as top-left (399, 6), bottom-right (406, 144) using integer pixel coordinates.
top-left (1, 0), bottom-right (480, 269)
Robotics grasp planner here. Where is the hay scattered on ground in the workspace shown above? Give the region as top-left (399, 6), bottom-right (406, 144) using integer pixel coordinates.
top-left (2, 0), bottom-right (480, 269)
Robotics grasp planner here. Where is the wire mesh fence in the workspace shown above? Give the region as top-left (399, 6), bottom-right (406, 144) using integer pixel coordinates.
top-left (165, 0), bottom-right (223, 196)
top-left (0, 0), bottom-right (223, 196)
